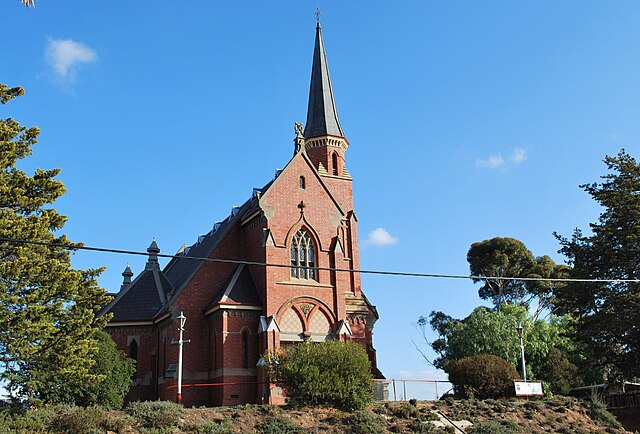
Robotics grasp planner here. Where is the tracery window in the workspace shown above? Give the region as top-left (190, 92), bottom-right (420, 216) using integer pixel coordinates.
top-left (290, 229), bottom-right (316, 280)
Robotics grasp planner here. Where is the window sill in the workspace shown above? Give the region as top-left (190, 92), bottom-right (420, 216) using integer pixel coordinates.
top-left (276, 280), bottom-right (333, 289)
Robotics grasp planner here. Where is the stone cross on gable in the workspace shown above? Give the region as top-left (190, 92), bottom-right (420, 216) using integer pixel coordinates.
top-left (298, 200), bottom-right (306, 215)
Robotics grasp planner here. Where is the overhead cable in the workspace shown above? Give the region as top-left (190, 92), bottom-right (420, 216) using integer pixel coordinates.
top-left (1, 237), bottom-right (638, 284)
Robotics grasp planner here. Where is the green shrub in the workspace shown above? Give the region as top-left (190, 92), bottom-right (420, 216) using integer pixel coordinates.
top-left (422, 411), bottom-right (439, 421)
top-left (126, 400), bottom-right (183, 428)
top-left (448, 354), bottom-right (519, 399)
top-left (265, 341), bottom-right (374, 411)
top-left (409, 418), bottom-right (437, 433)
top-left (589, 393), bottom-right (622, 429)
top-left (469, 421), bottom-right (520, 434)
top-left (198, 417), bottom-right (234, 434)
top-left (348, 409), bottom-right (386, 434)
top-left (395, 401), bottom-right (419, 418)
top-left (52, 406), bottom-right (106, 434)
top-left (259, 414), bottom-right (301, 433)
top-left (3, 405), bottom-right (60, 432)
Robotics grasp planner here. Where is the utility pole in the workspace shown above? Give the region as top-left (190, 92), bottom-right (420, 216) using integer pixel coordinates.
top-left (171, 311), bottom-right (191, 404)
top-left (517, 321), bottom-right (527, 381)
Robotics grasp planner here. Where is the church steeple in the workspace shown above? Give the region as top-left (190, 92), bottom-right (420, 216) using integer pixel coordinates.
top-left (303, 19), bottom-right (345, 140)
top-left (302, 17), bottom-right (351, 180)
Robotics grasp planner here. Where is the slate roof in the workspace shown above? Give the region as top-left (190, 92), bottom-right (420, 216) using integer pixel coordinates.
top-left (303, 22), bottom-right (345, 139)
top-left (102, 196), bottom-right (265, 323)
top-left (102, 265), bottom-right (174, 322)
top-left (208, 264), bottom-right (261, 308)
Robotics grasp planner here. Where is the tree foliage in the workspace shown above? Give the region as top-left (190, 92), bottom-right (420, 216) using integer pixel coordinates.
top-left (265, 341), bottom-right (373, 411)
top-left (468, 237), bottom-right (536, 306)
top-left (467, 237), bottom-right (568, 312)
top-left (43, 331), bottom-right (135, 408)
top-left (554, 149), bottom-right (640, 381)
top-left (419, 304), bottom-right (583, 393)
top-left (0, 83), bottom-right (111, 403)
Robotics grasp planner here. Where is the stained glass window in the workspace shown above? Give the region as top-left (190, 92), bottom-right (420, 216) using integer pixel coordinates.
top-left (290, 229), bottom-right (317, 280)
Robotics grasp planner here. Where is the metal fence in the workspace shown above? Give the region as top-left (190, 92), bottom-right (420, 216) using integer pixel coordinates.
top-left (606, 391), bottom-right (640, 409)
top-left (374, 379), bottom-right (453, 401)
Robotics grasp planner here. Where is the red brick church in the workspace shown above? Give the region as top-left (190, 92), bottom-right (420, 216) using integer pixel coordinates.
top-left (101, 21), bottom-right (383, 407)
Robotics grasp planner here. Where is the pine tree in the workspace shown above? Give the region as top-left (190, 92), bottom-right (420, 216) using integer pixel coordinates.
top-left (0, 83), bottom-right (111, 403)
top-left (555, 149), bottom-right (640, 381)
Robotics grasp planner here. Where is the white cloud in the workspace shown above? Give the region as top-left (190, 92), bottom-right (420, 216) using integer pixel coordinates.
top-left (475, 154), bottom-right (505, 169)
top-left (476, 148), bottom-right (528, 170)
top-left (511, 148), bottom-right (528, 164)
top-left (365, 227), bottom-right (398, 247)
top-left (45, 38), bottom-right (97, 82)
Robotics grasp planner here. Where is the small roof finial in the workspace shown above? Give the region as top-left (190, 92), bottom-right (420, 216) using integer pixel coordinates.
top-left (315, 8), bottom-right (321, 27)
top-left (121, 263), bottom-right (134, 289)
top-left (146, 239), bottom-right (160, 270)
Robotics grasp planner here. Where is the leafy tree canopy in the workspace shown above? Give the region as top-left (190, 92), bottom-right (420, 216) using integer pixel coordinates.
top-left (42, 331), bottom-right (135, 408)
top-left (0, 83), bottom-right (111, 404)
top-left (467, 237), bottom-right (569, 313)
top-left (418, 304), bottom-right (587, 394)
top-left (554, 149), bottom-right (640, 381)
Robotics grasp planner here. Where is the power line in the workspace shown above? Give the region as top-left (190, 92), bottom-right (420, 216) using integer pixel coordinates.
top-left (1, 237), bottom-right (639, 284)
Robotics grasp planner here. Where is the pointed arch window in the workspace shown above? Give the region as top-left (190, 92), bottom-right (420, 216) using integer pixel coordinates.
top-left (241, 330), bottom-right (249, 369)
top-left (290, 229), bottom-right (317, 280)
top-left (332, 152), bottom-right (339, 176)
top-left (129, 339), bottom-right (138, 380)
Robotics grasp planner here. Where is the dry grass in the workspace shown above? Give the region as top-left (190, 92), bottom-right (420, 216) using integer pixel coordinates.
top-left (0, 396), bottom-right (630, 433)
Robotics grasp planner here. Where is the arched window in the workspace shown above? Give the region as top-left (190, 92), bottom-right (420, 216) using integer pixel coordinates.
top-left (241, 330), bottom-right (249, 369)
top-left (299, 175), bottom-right (306, 189)
top-left (129, 339), bottom-right (138, 380)
top-left (290, 229), bottom-right (316, 280)
top-left (332, 152), bottom-right (339, 176)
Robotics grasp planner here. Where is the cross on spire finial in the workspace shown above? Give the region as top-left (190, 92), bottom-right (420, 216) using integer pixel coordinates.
top-left (315, 8), bottom-right (321, 27)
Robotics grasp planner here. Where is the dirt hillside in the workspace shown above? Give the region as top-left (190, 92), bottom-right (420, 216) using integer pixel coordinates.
top-left (114, 396), bottom-right (631, 433)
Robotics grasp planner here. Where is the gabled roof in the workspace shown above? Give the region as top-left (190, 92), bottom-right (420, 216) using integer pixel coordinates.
top-left (303, 22), bottom-right (345, 139)
top-left (207, 264), bottom-right (262, 310)
top-left (101, 241), bottom-right (175, 322)
top-left (259, 150), bottom-right (346, 219)
top-left (102, 267), bottom-right (174, 322)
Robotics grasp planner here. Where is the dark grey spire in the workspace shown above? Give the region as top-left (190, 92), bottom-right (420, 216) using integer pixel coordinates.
top-left (146, 239), bottom-right (160, 271)
top-left (121, 263), bottom-right (133, 290)
top-left (303, 21), bottom-right (345, 139)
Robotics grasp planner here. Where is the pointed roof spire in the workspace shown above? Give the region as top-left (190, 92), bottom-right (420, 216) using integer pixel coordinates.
top-left (121, 263), bottom-right (133, 290)
top-left (146, 239), bottom-right (160, 270)
top-left (303, 16), bottom-right (345, 139)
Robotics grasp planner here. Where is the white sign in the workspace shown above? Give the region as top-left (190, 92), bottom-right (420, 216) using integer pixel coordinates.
top-left (514, 381), bottom-right (544, 396)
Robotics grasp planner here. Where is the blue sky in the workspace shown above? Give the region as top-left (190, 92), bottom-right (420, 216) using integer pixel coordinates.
top-left (2, 1), bottom-right (640, 399)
